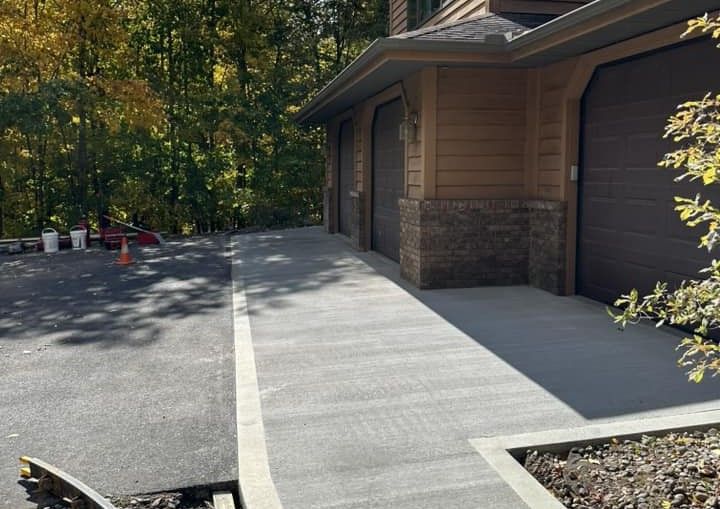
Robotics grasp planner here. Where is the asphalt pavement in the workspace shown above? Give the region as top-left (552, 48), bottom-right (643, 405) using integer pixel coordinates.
top-left (0, 237), bottom-right (236, 507)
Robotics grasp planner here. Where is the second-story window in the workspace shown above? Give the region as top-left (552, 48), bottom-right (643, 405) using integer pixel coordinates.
top-left (414, 0), bottom-right (448, 26)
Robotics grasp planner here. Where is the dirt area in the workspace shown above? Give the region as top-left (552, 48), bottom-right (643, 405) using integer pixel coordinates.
top-left (525, 429), bottom-right (720, 508)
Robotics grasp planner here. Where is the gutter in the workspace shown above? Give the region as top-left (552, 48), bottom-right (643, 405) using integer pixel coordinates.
top-left (507, 0), bottom-right (667, 51)
top-left (295, 39), bottom-right (385, 124)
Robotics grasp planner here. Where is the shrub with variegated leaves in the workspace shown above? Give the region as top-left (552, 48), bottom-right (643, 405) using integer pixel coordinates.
top-left (610, 14), bottom-right (720, 383)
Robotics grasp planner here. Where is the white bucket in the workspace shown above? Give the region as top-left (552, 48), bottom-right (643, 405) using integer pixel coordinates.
top-left (70, 226), bottom-right (87, 250)
top-left (41, 228), bottom-right (59, 253)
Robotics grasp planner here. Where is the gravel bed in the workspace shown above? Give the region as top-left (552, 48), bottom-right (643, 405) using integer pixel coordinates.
top-left (110, 491), bottom-right (213, 509)
top-left (525, 428), bottom-right (720, 509)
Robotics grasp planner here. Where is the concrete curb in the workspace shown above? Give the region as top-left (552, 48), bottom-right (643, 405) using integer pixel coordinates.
top-left (231, 236), bottom-right (284, 509)
top-left (470, 410), bottom-right (720, 509)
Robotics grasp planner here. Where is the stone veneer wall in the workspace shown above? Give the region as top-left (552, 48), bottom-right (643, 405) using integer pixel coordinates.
top-left (399, 199), bottom-right (567, 294)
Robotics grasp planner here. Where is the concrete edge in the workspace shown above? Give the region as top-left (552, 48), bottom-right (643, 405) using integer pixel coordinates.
top-left (469, 410), bottom-right (720, 509)
top-left (231, 236), bottom-right (284, 509)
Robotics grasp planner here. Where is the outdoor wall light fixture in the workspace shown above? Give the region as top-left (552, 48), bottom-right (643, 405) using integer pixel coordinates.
top-left (399, 112), bottom-right (419, 142)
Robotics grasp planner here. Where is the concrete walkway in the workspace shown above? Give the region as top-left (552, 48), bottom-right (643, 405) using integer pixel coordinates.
top-left (234, 227), bottom-right (720, 509)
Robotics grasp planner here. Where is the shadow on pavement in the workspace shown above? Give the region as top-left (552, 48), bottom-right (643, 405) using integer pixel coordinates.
top-left (237, 227), bottom-right (720, 421)
top-left (0, 236), bottom-right (230, 349)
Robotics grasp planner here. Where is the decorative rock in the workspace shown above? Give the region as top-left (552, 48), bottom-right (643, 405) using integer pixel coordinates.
top-left (671, 493), bottom-right (686, 506)
top-left (525, 428), bottom-right (720, 509)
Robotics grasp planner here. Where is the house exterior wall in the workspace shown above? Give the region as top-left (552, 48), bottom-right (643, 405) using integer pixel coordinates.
top-left (422, 0), bottom-right (488, 28)
top-left (323, 15), bottom-right (699, 295)
top-left (323, 74), bottom-right (424, 250)
top-left (388, 0), bottom-right (488, 35)
top-left (535, 58), bottom-right (578, 201)
top-left (390, 0), bottom-right (409, 36)
top-left (399, 198), bottom-right (567, 292)
top-left (435, 67), bottom-right (527, 200)
top-left (390, 0), bottom-right (591, 35)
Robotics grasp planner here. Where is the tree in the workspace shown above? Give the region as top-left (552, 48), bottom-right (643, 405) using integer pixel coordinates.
top-left (0, 0), bottom-right (162, 235)
top-left (0, 0), bottom-right (387, 237)
top-left (611, 14), bottom-right (720, 383)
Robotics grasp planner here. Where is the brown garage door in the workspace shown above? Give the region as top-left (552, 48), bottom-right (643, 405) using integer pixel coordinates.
top-left (578, 38), bottom-right (720, 304)
top-left (338, 120), bottom-right (354, 237)
top-left (372, 99), bottom-right (405, 262)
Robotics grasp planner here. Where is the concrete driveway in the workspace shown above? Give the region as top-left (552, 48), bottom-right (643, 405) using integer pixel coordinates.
top-left (233, 227), bottom-right (720, 509)
top-left (0, 237), bottom-right (236, 507)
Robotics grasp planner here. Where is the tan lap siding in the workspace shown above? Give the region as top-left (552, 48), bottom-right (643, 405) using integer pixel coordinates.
top-left (436, 68), bottom-right (527, 199)
top-left (354, 117), bottom-right (363, 192)
top-left (422, 0), bottom-right (487, 28)
top-left (536, 59), bottom-right (576, 200)
top-left (390, 0), bottom-right (408, 35)
top-left (404, 72), bottom-right (423, 199)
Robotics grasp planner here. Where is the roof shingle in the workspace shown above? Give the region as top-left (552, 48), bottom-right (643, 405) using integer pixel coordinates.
top-left (392, 12), bottom-right (557, 42)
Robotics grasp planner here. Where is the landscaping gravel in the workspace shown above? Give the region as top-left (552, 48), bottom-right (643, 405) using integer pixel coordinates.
top-left (110, 491), bottom-right (212, 509)
top-left (525, 428), bottom-right (720, 508)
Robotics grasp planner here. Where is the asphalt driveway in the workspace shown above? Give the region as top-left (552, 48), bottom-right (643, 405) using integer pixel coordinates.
top-left (0, 237), bottom-right (236, 507)
top-left (234, 227), bottom-right (720, 509)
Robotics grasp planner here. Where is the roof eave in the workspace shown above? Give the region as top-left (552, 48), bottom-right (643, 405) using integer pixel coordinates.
top-left (297, 0), bottom-right (717, 124)
top-left (507, 0), bottom-right (639, 51)
top-left (295, 38), bottom-right (507, 124)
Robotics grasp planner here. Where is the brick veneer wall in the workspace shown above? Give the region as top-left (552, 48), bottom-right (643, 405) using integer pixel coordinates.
top-left (323, 187), bottom-right (336, 233)
top-left (399, 199), bottom-right (567, 294)
top-left (350, 191), bottom-right (367, 250)
top-left (528, 201), bottom-right (567, 295)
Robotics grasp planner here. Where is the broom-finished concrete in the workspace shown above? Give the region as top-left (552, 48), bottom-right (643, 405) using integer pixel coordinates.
top-left (233, 227), bottom-right (720, 509)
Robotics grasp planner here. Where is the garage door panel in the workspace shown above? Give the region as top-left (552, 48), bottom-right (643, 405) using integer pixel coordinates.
top-left (578, 38), bottom-right (720, 302)
top-left (665, 205), bottom-right (700, 244)
top-left (579, 255), bottom-right (637, 303)
top-left (584, 106), bottom-right (634, 127)
top-left (584, 71), bottom-right (626, 109)
top-left (582, 175), bottom-right (619, 193)
top-left (621, 203), bottom-right (659, 236)
top-left (625, 134), bottom-right (667, 167)
top-left (619, 239), bottom-right (663, 268)
top-left (583, 139), bottom-right (622, 170)
top-left (671, 42), bottom-right (720, 95)
top-left (372, 99), bottom-right (404, 262)
top-left (582, 199), bottom-right (621, 231)
top-left (581, 229), bottom-right (616, 254)
top-left (625, 55), bottom-right (672, 100)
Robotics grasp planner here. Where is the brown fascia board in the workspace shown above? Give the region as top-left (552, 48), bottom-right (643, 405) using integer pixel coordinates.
top-left (296, 0), bottom-right (715, 124)
top-left (508, 0), bottom-right (676, 57)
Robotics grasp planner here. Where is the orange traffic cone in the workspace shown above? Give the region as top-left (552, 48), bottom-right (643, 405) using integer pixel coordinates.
top-left (115, 236), bottom-right (134, 265)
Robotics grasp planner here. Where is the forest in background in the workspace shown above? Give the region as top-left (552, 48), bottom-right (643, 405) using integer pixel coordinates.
top-left (0, 0), bottom-right (387, 237)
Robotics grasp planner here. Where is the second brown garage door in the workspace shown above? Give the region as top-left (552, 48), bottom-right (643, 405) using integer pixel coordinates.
top-left (372, 99), bottom-right (405, 262)
top-left (578, 38), bottom-right (720, 304)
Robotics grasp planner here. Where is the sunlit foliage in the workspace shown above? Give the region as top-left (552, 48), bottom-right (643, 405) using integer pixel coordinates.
top-left (0, 0), bottom-right (386, 236)
top-left (611, 14), bottom-right (720, 383)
